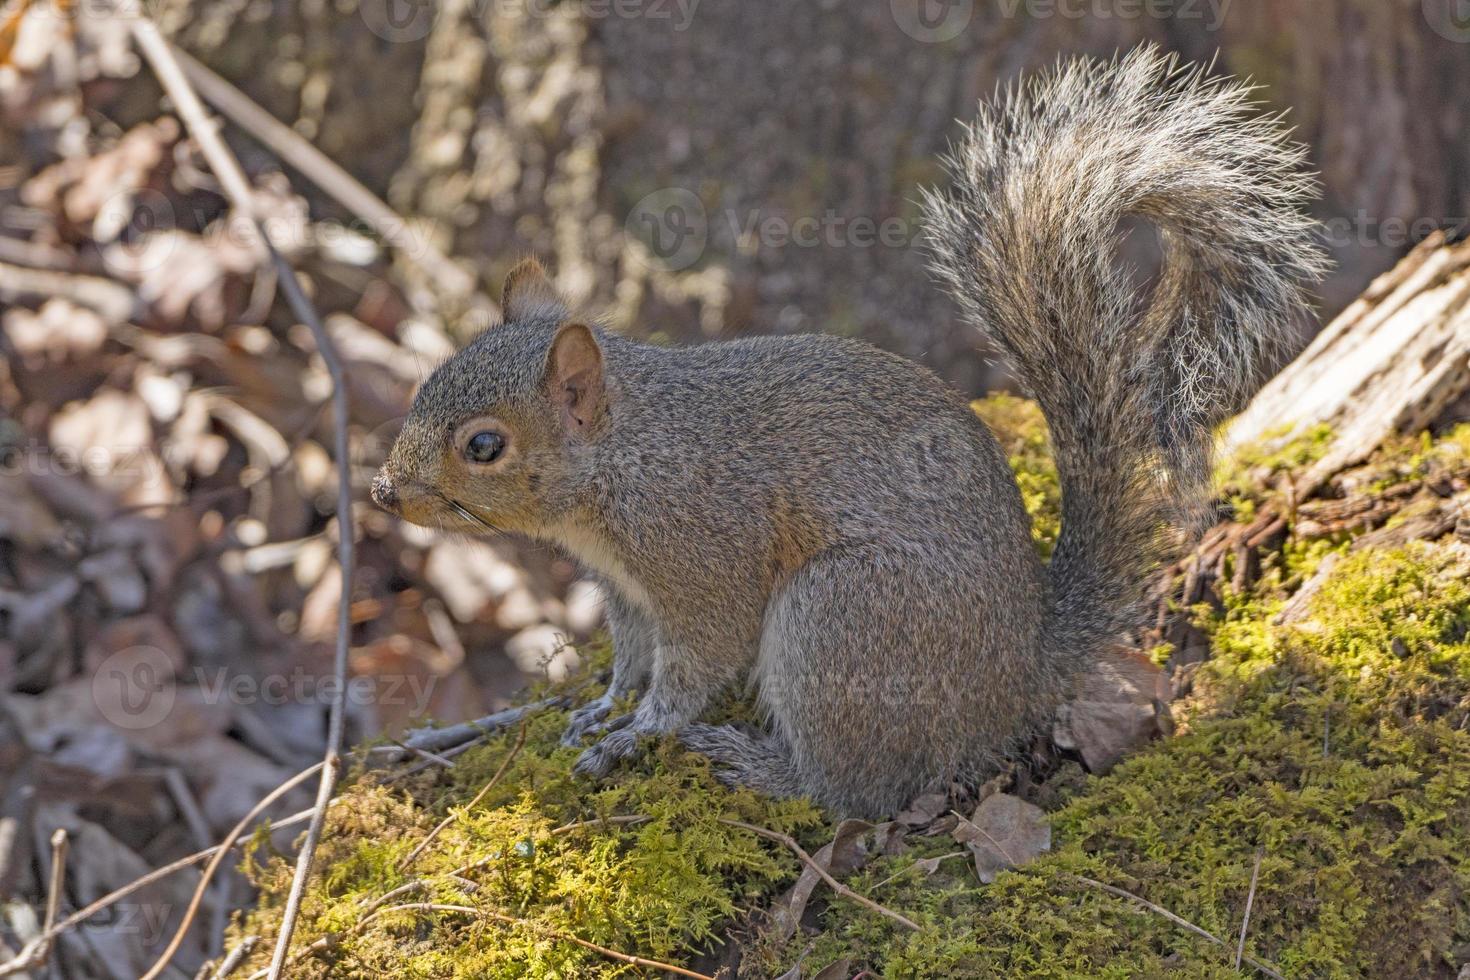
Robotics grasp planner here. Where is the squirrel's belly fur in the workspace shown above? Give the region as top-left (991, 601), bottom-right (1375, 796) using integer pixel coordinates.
top-left (380, 45), bottom-right (1327, 817)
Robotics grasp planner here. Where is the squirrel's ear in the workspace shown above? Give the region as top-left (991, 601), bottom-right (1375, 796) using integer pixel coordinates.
top-left (545, 322), bottom-right (606, 434)
top-left (501, 257), bottom-right (566, 323)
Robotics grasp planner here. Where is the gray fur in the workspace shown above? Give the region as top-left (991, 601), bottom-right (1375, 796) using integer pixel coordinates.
top-left (375, 47), bottom-right (1324, 817)
top-left (922, 44), bottom-right (1326, 667)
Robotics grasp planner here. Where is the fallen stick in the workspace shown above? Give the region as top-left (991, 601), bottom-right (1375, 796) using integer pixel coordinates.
top-left (718, 818), bottom-right (920, 932)
top-left (128, 18), bottom-right (358, 980)
top-left (167, 44), bottom-right (478, 304)
top-left (1066, 874), bottom-right (1285, 980)
top-left (137, 763), bottom-right (325, 980)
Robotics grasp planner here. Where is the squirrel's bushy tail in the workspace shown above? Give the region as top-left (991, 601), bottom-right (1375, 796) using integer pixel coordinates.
top-left (922, 45), bottom-right (1327, 659)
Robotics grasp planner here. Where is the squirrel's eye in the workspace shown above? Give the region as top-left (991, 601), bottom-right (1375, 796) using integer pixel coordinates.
top-left (464, 431), bottom-right (506, 464)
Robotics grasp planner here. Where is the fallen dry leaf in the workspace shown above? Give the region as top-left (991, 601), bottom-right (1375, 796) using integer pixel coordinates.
top-left (1054, 644), bottom-right (1170, 773)
top-left (810, 957), bottom-right (853, 980)
top-left (951, 792), bottom-right (1051, 884)
top-left (895, 789), bottom-right (948, 827)
top-left (766, 818), bottom-right (905, 943)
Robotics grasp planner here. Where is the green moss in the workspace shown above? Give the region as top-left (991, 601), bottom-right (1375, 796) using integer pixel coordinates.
top-left (1217, 422), bottom-right (1335, 519)
top-left (235, 671), bottom-right (825, 977)
top-left (234, 409), bottom-right (1470, 979)
top-left (750, 538), bottom-right (1470, 979)
top-left (974, 394), bottom-right (1061, 557)
top-left (1360, 422), bottom-right (1470, 494)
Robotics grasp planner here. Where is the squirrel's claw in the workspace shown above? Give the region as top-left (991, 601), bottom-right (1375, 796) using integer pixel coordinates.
top-left (572, 727), bottom-right (641, 777)
top-left (561, 697), bottom-right (637, 747)
top-left (560, 695), bottom-right (615, 746)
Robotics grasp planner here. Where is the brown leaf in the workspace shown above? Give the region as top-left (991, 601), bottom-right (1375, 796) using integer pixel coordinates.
top-left (811, 957), bottom-right (853, 980)
top-left (1054, 645), bottom-right (1169, 773)
top-left (766, 818), bottom-right (875, 942)
top-left (951, 792), bottom-right (1050, 884)
top-left (895, 789), bottom-right (948, 827)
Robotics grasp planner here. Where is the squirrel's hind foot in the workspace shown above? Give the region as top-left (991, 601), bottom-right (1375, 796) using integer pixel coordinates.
top-left (571, 722), bottom-right (641, 777)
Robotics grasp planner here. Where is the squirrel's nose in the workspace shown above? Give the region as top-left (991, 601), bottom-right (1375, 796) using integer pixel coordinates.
top-left (370, 471), bottom-right (399, 511)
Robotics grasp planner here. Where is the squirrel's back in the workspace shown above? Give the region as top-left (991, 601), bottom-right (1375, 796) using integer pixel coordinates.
top-left (596, 329), bottom-right (1041, 576)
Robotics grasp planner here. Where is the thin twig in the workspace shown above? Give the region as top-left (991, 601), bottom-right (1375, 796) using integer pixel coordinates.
top-left (257, 807), bottom-right (733, 979)
top-left (1066, 875), bottom-right (1285, 980)
top-left (549, 814), bottom-right (652, 836)
top-left (238, 903), bottom-right (478, 980)
top-left (137, 763), bottom-right (325, 980)
top-left (2, 829), bottom-right (70, 976)
top-left (871, 851), bottom-right (968, 891)
top-left (257, 901), bottom-right (716, 980)
top-left (165, 768), bottom-right (228, 959)
top-left (387, 738), bottom-right (456, 770)
top-left (717, 818), bottom-right (920, 932)
top-left (125, 19), bottom-right (357, 980)
top-left (1236, 847), bottom-right (1266, 970)
top-left (399, 698), bottom-right (563, 757)
top-left (167, 44), bottom-right (477, 304)
top-left (0, 746), bottom-right (424, 979)
top-left (0, 700), bottom-right (547, 976)
top-left (398, 721), bottom-right (529, 871)
top-left (0, 260), bottom-right (138, 322)
top-left (207, 935), bottom-right (255, 980)
top-left (478, 908), bottom-right (716, 980)
top-left (42, 829), bottom-right (66, 936)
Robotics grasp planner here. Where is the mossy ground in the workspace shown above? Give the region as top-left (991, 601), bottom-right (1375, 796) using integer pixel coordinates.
top-left (233, 400), bottom-right (1470, 978)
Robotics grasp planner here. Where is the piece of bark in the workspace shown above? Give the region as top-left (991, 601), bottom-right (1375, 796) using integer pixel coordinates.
top-left (1226, 234), bottom-right (1470, 497)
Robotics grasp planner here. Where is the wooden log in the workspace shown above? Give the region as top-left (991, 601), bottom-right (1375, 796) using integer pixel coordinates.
top-left (1225, 232), bottom-right (1470, 495)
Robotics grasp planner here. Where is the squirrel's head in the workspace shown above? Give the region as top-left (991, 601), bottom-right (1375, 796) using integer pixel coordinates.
top-left (371, 259), bottom-right (609, 535)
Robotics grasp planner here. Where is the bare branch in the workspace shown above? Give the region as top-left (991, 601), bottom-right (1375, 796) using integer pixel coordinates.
top-left (124, 17), bottom-right (358, 980)
top-left (717, 818), bottom-right (920, 932)
top-left (166, 44), bottom-right (478, 305)
top-left (137, 763), bottom-right (325, 980)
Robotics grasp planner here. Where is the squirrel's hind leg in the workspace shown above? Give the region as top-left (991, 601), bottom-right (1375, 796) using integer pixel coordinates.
top-left (748, 547), bottom-right (993, 817)
top-left (678, 724), bottom-right (803, 799)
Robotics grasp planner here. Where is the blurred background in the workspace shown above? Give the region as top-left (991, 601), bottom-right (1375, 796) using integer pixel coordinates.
top-left (0, 1), bottom-right (1468, 973)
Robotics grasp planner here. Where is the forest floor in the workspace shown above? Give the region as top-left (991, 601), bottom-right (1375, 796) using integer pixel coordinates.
top-left (3, 6), bottom-right (1469, 979)
top-left (232, 400), bottom-right (1470, 980)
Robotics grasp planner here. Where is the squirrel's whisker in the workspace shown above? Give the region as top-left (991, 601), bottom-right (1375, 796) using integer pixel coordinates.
top-left (443, 497), bottom-right (502, 535)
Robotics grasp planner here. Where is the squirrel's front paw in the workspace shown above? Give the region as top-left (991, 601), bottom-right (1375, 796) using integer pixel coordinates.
top-left (560, 695), bottom-right (616, 746)
top-left (572, 727), bottom-right (641, 777)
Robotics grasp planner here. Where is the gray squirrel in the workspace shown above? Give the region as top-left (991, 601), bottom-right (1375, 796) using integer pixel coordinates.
top-left (371, 46), bottom-right (1326, 817)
